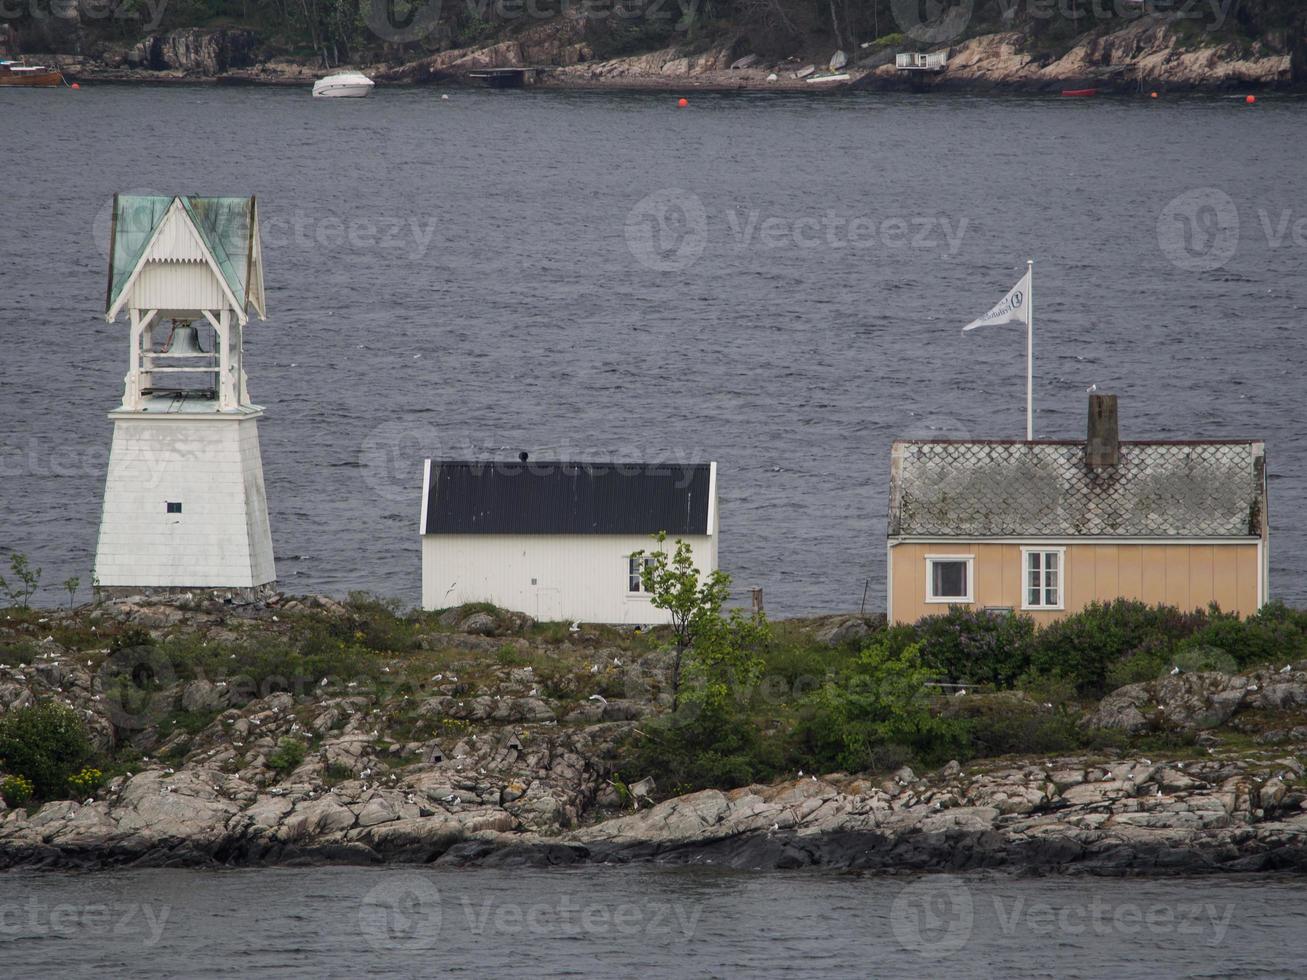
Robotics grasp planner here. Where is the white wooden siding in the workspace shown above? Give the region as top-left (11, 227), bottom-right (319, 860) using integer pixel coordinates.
top-left (133, 262), bottom-right (228, 312)
top-left (94, 413), bottom-right (276, 588)
top-left (422, 533), bottom-right (716, 624)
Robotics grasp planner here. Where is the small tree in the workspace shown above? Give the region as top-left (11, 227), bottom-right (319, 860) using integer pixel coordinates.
top-left (62, 576), bottom-right (80, 608)
top-left (635, 532), bottom-right (731, 709)
top-left (0, 553), bottom-right (41, 608)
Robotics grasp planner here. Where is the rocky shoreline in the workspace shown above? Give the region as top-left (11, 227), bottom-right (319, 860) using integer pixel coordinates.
top-left (26, 13), bottom-right (1300, 94)
top-left (3, 596), bottom-right (1307, 875)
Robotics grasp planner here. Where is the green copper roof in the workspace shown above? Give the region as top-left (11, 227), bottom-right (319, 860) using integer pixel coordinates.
top-left (105, 195), bottom-right (259, 315)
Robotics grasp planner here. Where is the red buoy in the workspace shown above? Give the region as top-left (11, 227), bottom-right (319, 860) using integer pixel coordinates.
top-left (1246, 94), bottom-right (1256, 104)
top-left (71, 82), bottom-right (80, 90)
top-left (677, 98), bottom-right (688, 108)
top-left (1150, 91), bottom-right (1158, 99)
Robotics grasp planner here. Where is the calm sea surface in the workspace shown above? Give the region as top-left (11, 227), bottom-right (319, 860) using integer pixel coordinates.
top-left (1, 86), bottom-right (1305, 613)
top-left (2, 866), bottom-right (1307, 977)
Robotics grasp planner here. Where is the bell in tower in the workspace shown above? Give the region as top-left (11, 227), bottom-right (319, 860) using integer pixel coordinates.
top-left (93, 194), bottom-right (275, 598)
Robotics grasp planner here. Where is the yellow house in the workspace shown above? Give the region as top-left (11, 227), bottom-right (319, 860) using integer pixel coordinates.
top-left (887, 395), bottom-right (1269, 625)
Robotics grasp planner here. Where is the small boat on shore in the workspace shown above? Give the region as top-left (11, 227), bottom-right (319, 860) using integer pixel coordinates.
top-left (1061, 87), bottom-right (1099, 98)
top-left (0, 61), bottom-right (64, 87)
top-left (312, 72), bottom-right (374, 98)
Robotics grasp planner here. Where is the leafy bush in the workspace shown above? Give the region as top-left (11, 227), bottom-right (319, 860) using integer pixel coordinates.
top-left (1028, 600), bottom-right (1205, 694)
top-left (1176, 603), bottom-right (1307, 670)
top-left (66, 767), bottom-right (105, 797)
top-left (619, 612), bottom-right (780, 795)
top-left (624, 700), bottom-right (783, 795)
top-left (267, 737), bottom-right (307, 775)
top-left (0, 703), bottom-right (93, 800)
top-left (1, 774), bottom-right (34, 807)
top-left (946, 694), bottom-right (1084, 758)
top-left (791, 639), bottom-right (967, 773)
top-left (916, 608), bottom-right (1036, 687)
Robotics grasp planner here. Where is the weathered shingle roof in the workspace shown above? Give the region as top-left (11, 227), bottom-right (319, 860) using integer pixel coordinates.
top-left (889, 441), bottom-right (1266, 538)
top-left (422, 461), bottom-right (714, 535)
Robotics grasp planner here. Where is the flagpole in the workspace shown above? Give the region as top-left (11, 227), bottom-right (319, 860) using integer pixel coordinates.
top-left (1026, 259), bottom-right (1034, 441)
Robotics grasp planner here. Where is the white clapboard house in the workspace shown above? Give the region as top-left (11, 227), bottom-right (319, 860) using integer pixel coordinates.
top-left (93, 194), bottom-right (276, 597)
top-left (420, 460), bottom-right (718, 623)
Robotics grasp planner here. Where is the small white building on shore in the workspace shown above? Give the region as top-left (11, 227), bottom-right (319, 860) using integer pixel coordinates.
top-left (420, 460), bottom-right (718, 624)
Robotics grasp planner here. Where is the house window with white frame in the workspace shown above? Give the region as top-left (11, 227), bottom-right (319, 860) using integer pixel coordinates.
top-left (628, 555), bottom-right (657, 593)
top-left (926, 555), bottom-right (973, 603)
top-left (1022, 548), bottom-right (1065, 609)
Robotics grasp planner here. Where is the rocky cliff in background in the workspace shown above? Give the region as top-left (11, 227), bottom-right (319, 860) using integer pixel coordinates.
top-left (123, 28), bottom-right (258, 74)
top-left (12, 10), bottom-right (1303, 91)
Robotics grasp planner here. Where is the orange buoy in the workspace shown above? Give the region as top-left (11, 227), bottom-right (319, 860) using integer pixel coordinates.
top-left (1150, 91), bottom-right (1158, 99)
top-left (70, 82), bottom-right (80, 90)
top-left (677, 98), bottom-right (688, 107)
top-left (1246, 94), bottom-right (1256, 104)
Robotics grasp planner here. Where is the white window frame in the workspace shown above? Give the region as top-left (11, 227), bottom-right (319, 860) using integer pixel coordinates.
top-left (1021, 546), bottom-right (1066, 611)
top-left (925, 554), bottom-right (974, 604)
top-left (627, 555), bottom-right (657, 594)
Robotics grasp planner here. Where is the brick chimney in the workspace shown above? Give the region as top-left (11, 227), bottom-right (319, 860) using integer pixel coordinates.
top-left (1087, 393), bottom-right (1119, 467)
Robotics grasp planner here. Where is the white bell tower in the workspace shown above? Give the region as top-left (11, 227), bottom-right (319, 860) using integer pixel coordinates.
top-left (93, 194), bottom-right (276, 598)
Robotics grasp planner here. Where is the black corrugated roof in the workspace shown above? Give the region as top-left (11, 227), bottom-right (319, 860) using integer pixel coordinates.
top-left (422, 461), bottom-right (713, 535)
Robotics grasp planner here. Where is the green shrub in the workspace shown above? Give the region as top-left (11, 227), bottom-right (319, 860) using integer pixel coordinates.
top-left (66, 767), bottom-right (105, 797)
top-left (267, 737), bottom-right (307, 775)
top-left (1104, 645), bottom-right (1171, 690)
top-left (1, 774), bottom-right (34, 807)
top-left (495, 644), bottom-right (527, 667)
top-left (619, 612), bottom-right (780, 794)
top-left (1169, 644), bottom-right (1240, 675)
top-left (791, 639), bottom-right (967, 773)
top-left (1177, 603), bottom-right (1307, 670)
top-left (946, 694), bottom-right (1084, 758)
top-left (915, 607), bottom-right (1036, 687)
top-left (0, 702), bottom-right (93, 799)
top-left (620, 702), bottom-right (783, 795)
top-left (1028, 600), bottom-right (1205, 694)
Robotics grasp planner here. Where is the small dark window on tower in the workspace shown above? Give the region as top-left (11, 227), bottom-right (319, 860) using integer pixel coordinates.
top-left (166, 502), bottom-right (182, 514)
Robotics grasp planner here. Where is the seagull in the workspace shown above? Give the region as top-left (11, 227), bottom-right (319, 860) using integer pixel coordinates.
top-left (1087, 383), bottom-right (1098, 393)
top-left (1170, 666), bottom-right (1182, 675)
top-left (590, 664), bottom-right (599, 674)
top-left (569, 622), bottom-right (581, 633)
top-left (1281, 664), bottom-right (1293, 674)
top-left (769, 822), bottom-right (779, 832)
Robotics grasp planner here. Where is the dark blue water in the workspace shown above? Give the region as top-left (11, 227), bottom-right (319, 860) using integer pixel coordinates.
top-left (1, 867), bottom-right (1306, 977)
top-left (2, 86), bottom-right (1304, 614)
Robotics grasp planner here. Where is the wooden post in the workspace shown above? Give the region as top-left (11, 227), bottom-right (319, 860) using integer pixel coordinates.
top-left (216, 310), bottom-right (235, 409)
top-left (750, 587), bottom-right (765, 619)
top-left (125, 309), bottom-right (144, 409)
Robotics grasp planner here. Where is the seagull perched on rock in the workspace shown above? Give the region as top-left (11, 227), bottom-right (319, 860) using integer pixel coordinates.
top-left (1281, 664), bottom-right (1293, 674)
top-left (1170, 666), bottom-right (1182, 675)
top-left (570, 622), bottom-right (581, 633)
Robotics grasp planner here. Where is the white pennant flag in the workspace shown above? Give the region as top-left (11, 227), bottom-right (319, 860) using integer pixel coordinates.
top-left (962, 270), bottom-right (1031, 332)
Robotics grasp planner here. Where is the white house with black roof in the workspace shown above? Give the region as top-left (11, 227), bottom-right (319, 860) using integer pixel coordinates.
top-left (420, 460), bottom-right (718, 623)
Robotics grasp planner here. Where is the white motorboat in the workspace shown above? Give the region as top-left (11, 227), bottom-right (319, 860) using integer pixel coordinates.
top-left (312, 72), bottom-right (374, 98)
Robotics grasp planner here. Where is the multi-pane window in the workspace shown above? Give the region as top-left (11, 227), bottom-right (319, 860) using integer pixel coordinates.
top-left (925, 556), bottom-right (973, 603)
top-left (628, 556), bottom-right (656, 593)
top-left (1024, 549), bottom-right (1064, 609)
